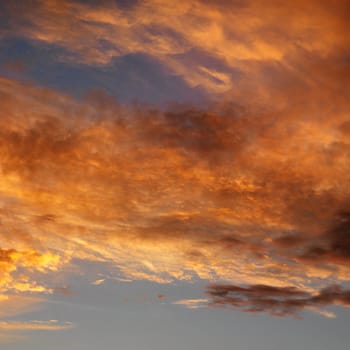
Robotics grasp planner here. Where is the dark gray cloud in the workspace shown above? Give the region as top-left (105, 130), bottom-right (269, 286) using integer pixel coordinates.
top-left (207, 284), bottom-right (350, 317)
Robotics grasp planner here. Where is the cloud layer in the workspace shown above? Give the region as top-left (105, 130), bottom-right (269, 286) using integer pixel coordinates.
top-left (0, 0), bottom-right (349, 322)
top-left (1, 0), bottom-right (350, 93)
top-left (0, 74), bottom-right (349, 294)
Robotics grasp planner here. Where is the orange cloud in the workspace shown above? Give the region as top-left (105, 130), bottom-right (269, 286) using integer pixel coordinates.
top-left (2, 0), bottom-right (349, 93)
top-left (0, 247), bottom-right (62, 294)
top-left (0, 319), bottom-right (74, 342)
top-left (0, 75), bottom-right (349, 299)
top-left (0, 294), bottom-right (59, 341)
top-left (0, 0), bottom-right (349, 322)
top-left (0, 294), bottom-right (44, 319)
top-left (0, 320), bottom-right (74, 331)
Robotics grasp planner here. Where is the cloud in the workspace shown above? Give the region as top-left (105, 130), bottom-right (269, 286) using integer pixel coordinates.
top-left (92, 279), bottom-right (106, 286)
top-left (0, 294), bottom-right (44, 319)
top-left (1, 0), bottom-right (349, 93)
top-left (0, 75), bottom-right (349, 298)
top-left (173, 298), bottom-right (208, 309)
top-left (0, 319), bottom-right (74, 342)
top-left (0, 6), bottom-right (349, 347)
top-left (207, 284), bottom-right (350, 317)
top-left (0, 0), bottom-right (349, 321)
top-left (0, 320), bottom-right (75, 343)
top-left (0, 294), bottom-right (70, 341)
top-left (0, 247), bottom-right (62, 294)
top-left (300, 212), bottom-right (350, 264)
top-left (0, 320), bottom-right (74, 331)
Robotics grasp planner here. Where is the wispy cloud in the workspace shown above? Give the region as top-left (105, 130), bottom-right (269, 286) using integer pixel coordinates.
top-left (0, 294), bottom-right (44, 319)
top-left (1, 0), bottom-right (349, 93)
top-left (0, 295), bottom-right (74, 341)
top-left (173, 299), bottom-right (208, 309)
top-left (0, 320), bottom-right (74, 331)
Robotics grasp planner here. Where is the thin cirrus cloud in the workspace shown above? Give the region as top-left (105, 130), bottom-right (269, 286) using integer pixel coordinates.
top-left (0, 0), bottom-right (349, 324)
top-left (0, 294), bottom-right (44, 319)
top-left (0, 294), bottom-right (72, 341)
top-left (0, 319), bottom-right (74, 342)
top-left (0, 320), bottom-right (74, 331)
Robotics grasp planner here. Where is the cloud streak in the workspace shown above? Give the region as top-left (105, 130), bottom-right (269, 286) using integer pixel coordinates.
top-left (0, 319), bottom-right (74, 342)
top-left (207, 284), bottom-right (350, 318)
top-left (0, 320), bottom-right (74, 331)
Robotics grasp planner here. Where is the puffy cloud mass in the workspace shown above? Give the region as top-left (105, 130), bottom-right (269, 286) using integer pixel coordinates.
top-left (0, 73), bottom-right (349, 306)
top-left (0, 0), bottom-right (349, 321)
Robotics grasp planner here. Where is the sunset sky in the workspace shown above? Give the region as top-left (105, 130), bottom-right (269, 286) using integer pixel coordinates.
top-left (0, 0), bottom-right (350, 349)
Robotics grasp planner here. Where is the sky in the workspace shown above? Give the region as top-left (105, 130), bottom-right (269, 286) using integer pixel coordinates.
top-left (0, 0), bottom-right (350, 349)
